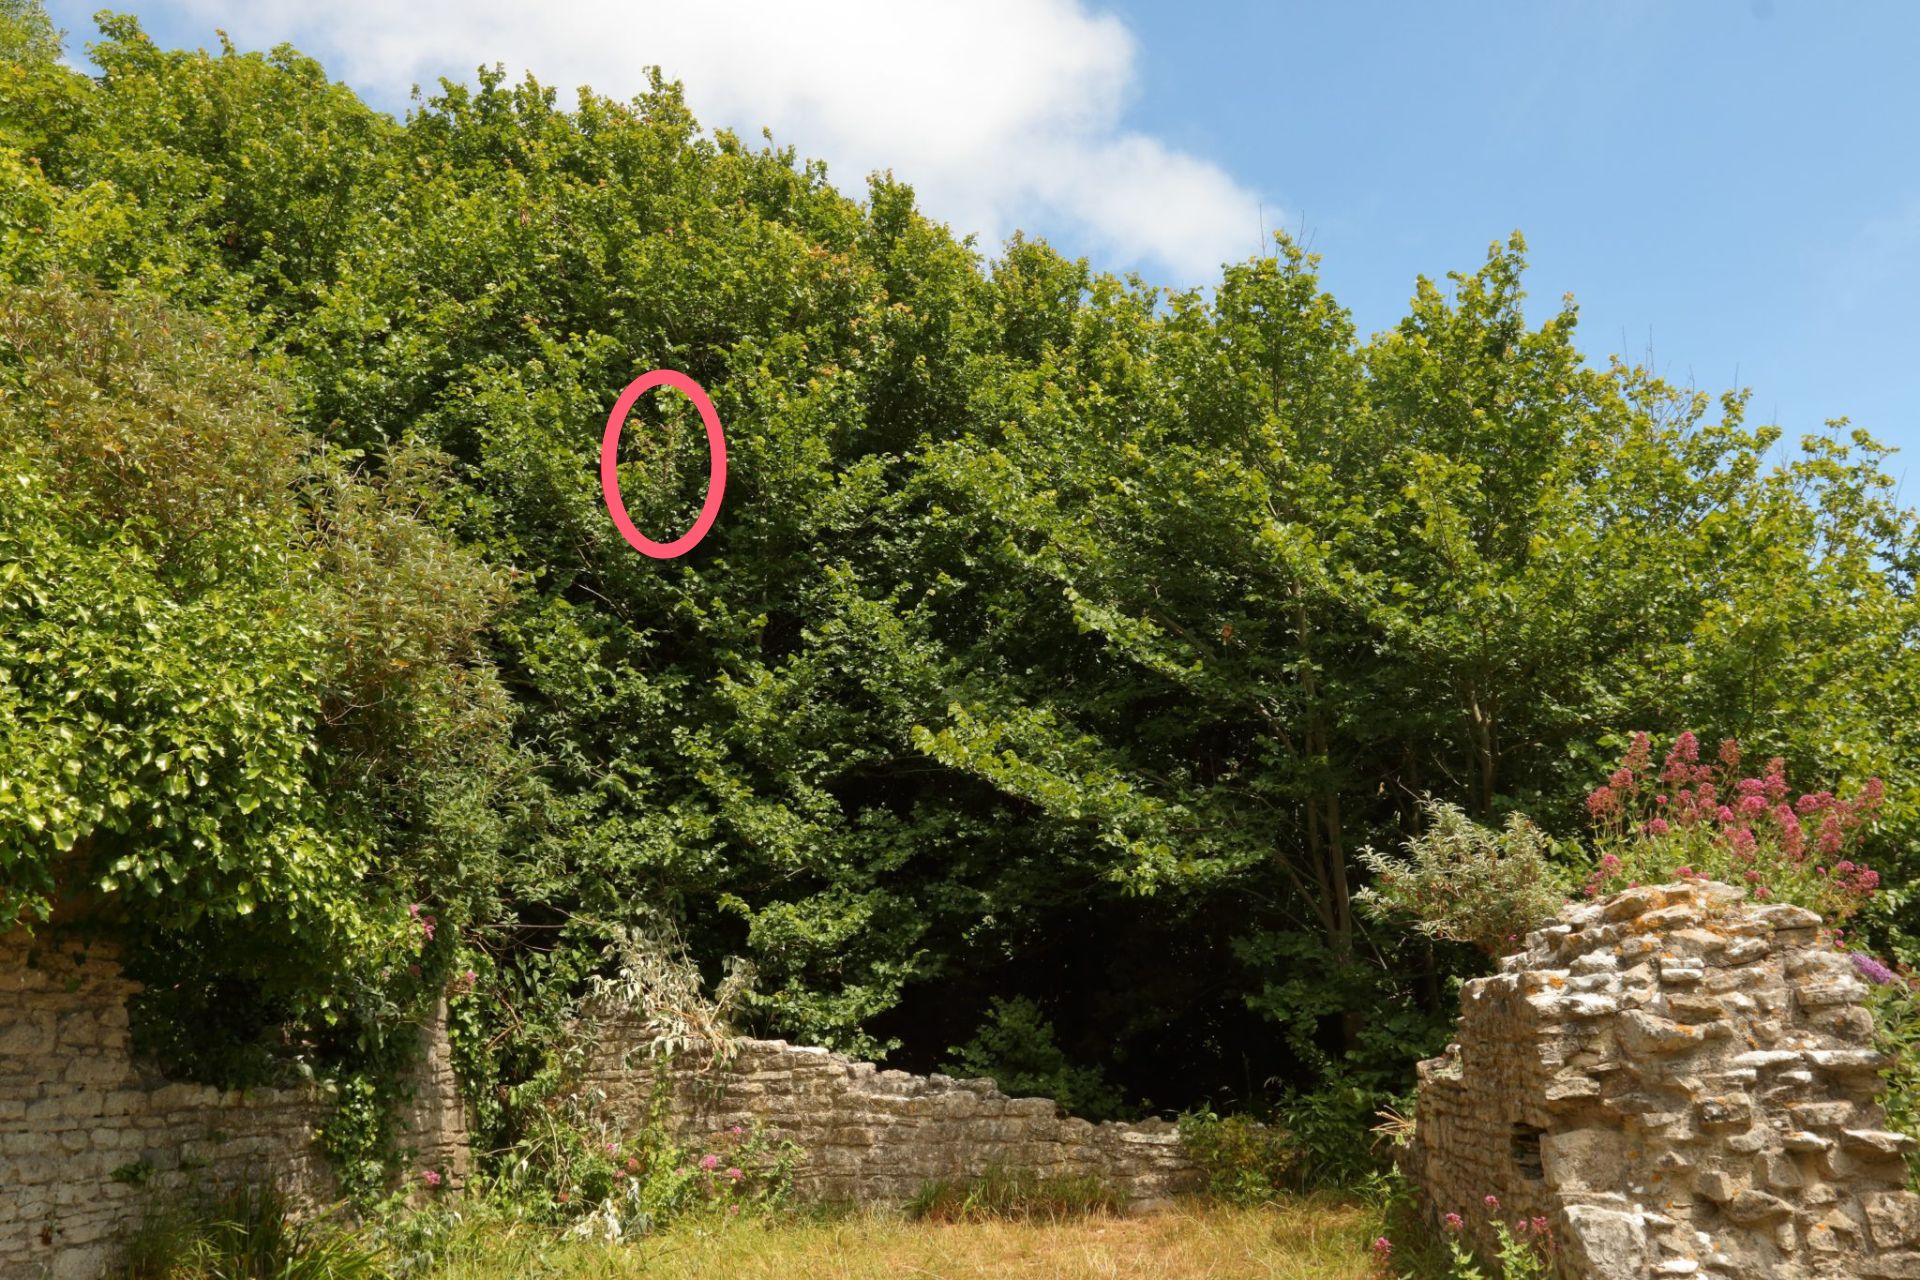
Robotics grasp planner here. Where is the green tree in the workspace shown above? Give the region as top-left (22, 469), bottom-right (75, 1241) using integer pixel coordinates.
top-left (8, 13), bottom-right (1920, 1134)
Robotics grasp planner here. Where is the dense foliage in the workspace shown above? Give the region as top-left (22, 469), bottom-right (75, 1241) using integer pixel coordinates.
top-left (1357, 801), bottom-right (1569, 956)
top-left (0, 282), bottom-right (514, 1083)
top-left (6, 7), bottom-right (1920, 1171)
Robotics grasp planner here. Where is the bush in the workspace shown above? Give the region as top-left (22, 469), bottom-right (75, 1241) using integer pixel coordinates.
top-left (1177, 1108), bottom-right (1296, 1205)
top-left (1279, 1083), bottom-right (1407, 1193)
top-left (1356, 799), bottom-right (1570, 957)
top-left (1580, 732), bottom-right (1884, 923)
top-left (940, 996), bottom-right (1128, 1121)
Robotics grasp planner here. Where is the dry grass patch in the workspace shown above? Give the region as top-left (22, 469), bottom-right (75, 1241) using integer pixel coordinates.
top-left (424, 1198), bottom-right (1378, 1280)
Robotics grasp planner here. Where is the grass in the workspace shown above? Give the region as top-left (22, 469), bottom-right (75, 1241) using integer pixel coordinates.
top-left (417, 1198), bottom-right (1383, 1280)
top-left (905, 1167), bottom-right (1124, 1222)
top-left (120, 1182), bottom-right (388, 1280)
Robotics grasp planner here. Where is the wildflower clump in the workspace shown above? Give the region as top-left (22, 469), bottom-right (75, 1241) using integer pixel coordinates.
top-left (1580, 732), bottom-right (1884, 925)
top-left (1430, 1194), bottom-right (1554, 1280)
top-left (485, 1104), bottom-right (796, 1240)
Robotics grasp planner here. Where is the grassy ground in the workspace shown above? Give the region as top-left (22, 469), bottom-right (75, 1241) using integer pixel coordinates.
top-left (420, 1199), bottom-right (1382, 1280)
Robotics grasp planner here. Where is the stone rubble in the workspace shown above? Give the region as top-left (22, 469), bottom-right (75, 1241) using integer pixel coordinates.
top-left (578, 1024), bottom-right (1201, 1210)
top-left (1408, 880), bottom-right (1920, 1279)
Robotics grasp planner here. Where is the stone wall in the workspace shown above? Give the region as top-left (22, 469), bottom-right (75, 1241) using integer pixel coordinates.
top-left (0, 930), bottom-right (469, 1280)
top-left (1408, 879), bottom-right (1920, 1279)
top-left (578, 1025), bottom-right (1200, 1209)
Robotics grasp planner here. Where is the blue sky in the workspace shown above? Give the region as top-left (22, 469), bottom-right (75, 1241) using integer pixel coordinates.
top-left (1103, 1), bottom-right (1920, 466)
top-left (47, 1), bottom-right (1920, 467)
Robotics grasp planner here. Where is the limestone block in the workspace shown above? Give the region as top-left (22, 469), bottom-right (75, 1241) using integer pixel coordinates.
top-left (1560, 1203), bottom-right (1648, 1279)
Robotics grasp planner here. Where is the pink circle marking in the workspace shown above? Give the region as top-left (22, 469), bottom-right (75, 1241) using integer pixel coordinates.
top-left (599, 369), bottom-right (728, 559)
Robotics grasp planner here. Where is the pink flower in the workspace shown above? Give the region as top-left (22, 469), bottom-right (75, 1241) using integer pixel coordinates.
top-left (1484, 1195), bottom-right (1501, 1209)
top-left (1662, 732), bottom-right (1700, 782)
top-left (729, 1125), bottom-right (745, 1137)
top-left (1773, 804), bottom-right (1804, 857)
top-left (1673, 865), bottom-right (1694, 879)
top-left (421, 1168), bottom-right (442, 1188)
top-left (1716, 805), bottom-right (1736, 824)
top-left (1624, 733), bottom-right (1652, 772)
top-left (1763, 759), bottom-right (1789, 802)
top-left (1371, 1236), bottom-right (1393, 1259)
top-left (1444, 1212), bottom-right (1464, 1232)
top-left (727, 1167), bottom-right (743, 1181)
top-left (729, 1203), bottom-right (742, 1217)
top-left (1647, 818), bottom-right (1671, 836)
top-left (606, 1142), bottom-right (618, 1155)
top-left (1531, 1216), bottom-right (1549, 1234)
top-left (700, 1153), bottom-right (720, 1171)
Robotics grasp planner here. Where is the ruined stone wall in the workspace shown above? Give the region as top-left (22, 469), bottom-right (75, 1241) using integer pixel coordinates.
top-left (0, 931), bottom-right (469, 1280)
top-left (1408, 879), bottom-right (1920, 1279)
top-left (579, 1027), bottom-right (1199, 1209)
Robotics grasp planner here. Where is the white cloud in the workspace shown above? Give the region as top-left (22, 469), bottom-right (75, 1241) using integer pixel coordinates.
top-left (166, 0), bottom-right (1265, 283)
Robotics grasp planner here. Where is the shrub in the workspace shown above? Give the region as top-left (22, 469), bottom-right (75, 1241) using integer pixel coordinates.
top-left (1580, 732), bottom-right (1884, 923)
top-left (1356, 799), bottom-right (1570, 956)
top-left (905, 1165), bottom-right (1120, 1222)
top-left (940, 996), bottom-right (1128, 1121)
top-left (1279, 1083), bottom-right (1408, 1193)
top-left (1177, 1108), bottom-right (1296, 1205)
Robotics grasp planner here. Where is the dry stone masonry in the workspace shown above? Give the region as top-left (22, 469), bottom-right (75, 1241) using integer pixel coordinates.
top-left (579, 1025), bottom-right (1200, 1209)
top-left (0, 930), bottom-right (469, 1280)
top-left (1408, 879), bottom-right (1920, 1279)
